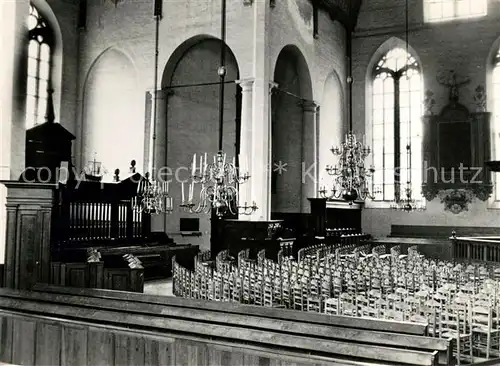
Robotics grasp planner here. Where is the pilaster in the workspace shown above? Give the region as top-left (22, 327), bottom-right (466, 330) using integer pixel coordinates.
top-left (235, 78), bottom-right (254, 210)
top-left (300, 100), bottom-right (319, 212)
top-left (249, 0), bottom-right (272, 221)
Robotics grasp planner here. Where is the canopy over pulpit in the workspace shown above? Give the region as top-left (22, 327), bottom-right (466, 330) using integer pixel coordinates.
top-left (20, 88), bottom-right (75, 183)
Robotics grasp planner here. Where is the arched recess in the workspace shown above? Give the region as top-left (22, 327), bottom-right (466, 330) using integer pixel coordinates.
top-left (81, 47), bottom-right (143, 176)
top-left (271, 45), bottom-right (314, 215)
top-left (319, 71), bottom-right (344, 185)
top-left (160, 36), bottom-right (241, 248)
top-left (31, 0), bottom-right (63, 120)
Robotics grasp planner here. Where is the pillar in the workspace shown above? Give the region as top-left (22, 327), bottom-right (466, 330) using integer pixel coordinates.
top-left (1, 181), bottom-right (55, 289)
top-left (301, 100), bottom-right (319, 212)
top-left (249, 0), bottom-right (272, 221)
top-left (152, 89), bottom-right (170, 178)
top-left (236, 78), bottom-right (254, 211)
top-left (150, 89), bottom-right (170, 233)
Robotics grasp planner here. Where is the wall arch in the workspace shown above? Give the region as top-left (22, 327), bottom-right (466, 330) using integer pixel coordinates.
top-left (160, 36), bottom-right (241, 250)
top-left (272, 44), bottom-right (314, 214)
top-left (81, 47), bottom-right (142, 176)
top-left (319, 70), bottom-right (344, 185)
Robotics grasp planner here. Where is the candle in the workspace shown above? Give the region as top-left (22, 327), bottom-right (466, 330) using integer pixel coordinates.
top-left (189, 181), bottom-right (194, 201)
top-left (199, 155), bottom-right (203, 174)
top-left (166, 180), bottom-right (169, 193)
top-left (233, 155), bottom-right (235, 167)
top-left (192, 153), bottom-right (196, 175)
top-left (204, 153), bottom-right (207, 170)
top-left (181, 181), bottom-right (185, 203)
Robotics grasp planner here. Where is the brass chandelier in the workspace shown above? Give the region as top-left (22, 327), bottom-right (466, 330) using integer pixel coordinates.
top-left (132, 0), bottom-right (173, 215)
top-left (391, 0), bottom-right (425, 212)
top-left (180, 0), bottom-right (257, 217)
top-left (319, 28), bottom-right (375, 204)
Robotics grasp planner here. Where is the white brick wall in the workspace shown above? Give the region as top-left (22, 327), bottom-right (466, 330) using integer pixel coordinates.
top-left (69, 0), bottom-right (348, 249)
top-left (353, 0), bottom-right (500, 236)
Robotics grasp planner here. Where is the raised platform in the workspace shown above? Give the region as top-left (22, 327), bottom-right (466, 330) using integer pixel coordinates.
top-left (391, 225), bottom-right (500, 239)
top-left (370, 237), bottom-right (453, 261)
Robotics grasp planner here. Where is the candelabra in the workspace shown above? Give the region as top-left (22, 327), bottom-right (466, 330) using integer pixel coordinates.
top-left (132, 174), bottom-right (173, 214)
top-left (180, 151), bottom-right (257, 217)
top-left (391, 182), bottom-right (425, 212)
top-left (319, 132), bottom-right (375, 203)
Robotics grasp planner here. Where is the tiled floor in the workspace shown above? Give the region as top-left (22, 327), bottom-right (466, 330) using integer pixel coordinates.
top-left (143, 278), bottom-right (174, 296)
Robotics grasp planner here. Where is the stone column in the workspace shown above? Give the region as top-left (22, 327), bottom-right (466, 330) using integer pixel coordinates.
top-left (249, 0), bottom-right (272, 221)
top-left (152, 89), bottom-right (170, 179)
top-left (235, 78), bottom-right (254, 211)
top-left (301, 100), bottom-right (319, 212)
top-left (150, 89), bottom-right (170, 233)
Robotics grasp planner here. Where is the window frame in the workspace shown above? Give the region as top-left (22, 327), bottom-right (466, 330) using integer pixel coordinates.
top-left (423, 0), bottom-right (487, 23)
top-left (369, 47), bottom-right (424, 207)
top-left (26, 4), bottom-right (54, 128)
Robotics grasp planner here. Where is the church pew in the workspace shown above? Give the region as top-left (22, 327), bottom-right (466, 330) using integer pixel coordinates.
top-left (35, 284), bottom-right (428, 335)
top-left (32, 285), bottom-right (452, 364)
top-left (0, 287), bottom-right (440, 366)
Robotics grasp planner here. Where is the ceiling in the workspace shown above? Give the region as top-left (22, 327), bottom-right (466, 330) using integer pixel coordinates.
top-left (314, 0), bottom-right (363, 32)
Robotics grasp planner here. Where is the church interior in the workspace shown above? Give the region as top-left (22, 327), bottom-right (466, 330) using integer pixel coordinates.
top-left (2, 0), bottom-right (500, 365)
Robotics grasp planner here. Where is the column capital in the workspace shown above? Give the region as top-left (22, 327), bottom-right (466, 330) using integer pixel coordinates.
top-left (149, 89), bottom-right (174, 98)
top-left (236, 78), bottom-right (255, 91)
top-left (298, 99), bottom-right (319, 112)
top-left (269, 81), bottom-right (279, 95)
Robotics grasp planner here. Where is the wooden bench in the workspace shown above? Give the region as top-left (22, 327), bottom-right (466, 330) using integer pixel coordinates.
top-left (0, 284), bottom-right (453, 365)
top-left (34, 284), bottom-right (452, 365)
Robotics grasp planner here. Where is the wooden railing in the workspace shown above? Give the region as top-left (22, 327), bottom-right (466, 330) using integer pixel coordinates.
top-left (451, 236), bottom-right (500, 262)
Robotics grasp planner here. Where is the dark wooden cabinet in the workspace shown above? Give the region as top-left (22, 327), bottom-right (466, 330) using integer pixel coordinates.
top-left (22, 121), bottom-right (75, 183)
top-left (1, 181), bottom-right (55, 290)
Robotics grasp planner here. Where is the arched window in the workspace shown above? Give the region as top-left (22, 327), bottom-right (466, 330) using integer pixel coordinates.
top-left (371, 47), bottom-right (423, 202)
top-left (26, 4), bottom-right (54, 128)
top-left (493, 48), bottom-right (500, 201)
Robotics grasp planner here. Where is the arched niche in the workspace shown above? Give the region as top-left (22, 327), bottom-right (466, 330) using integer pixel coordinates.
top-left (160, 36), bottom-right (241, 249)
top-left (82, 47), bottom-right (142, 176)
top-left (271, 45), bottom-right (314, 214)
top-left (319, 71), bottom-right (344, 185)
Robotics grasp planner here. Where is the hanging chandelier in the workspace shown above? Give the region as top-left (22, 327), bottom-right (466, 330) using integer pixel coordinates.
top-left (179, 0), bottom-right (257, 218)
top-left (133, 176), bottom-right (173, 214)
top-left (320, 133), bottom-right (374, 202)
top-left (391, 0), bottom-right (425, 213)
top-left (132, 0), bottom-right (173, 215)
top-left (180, 151), bottom-right (257, 217)
top-left (319, 26), bottom-right (375, 204)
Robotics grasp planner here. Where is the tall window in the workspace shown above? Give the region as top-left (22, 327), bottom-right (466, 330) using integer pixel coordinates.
top-left (26, 4), bottom-right (54, 128)
top-left (424, 0), bottom-right (487, 22)
top-left (493, 48), bottom-right (500, 201)
top-left (372, 47), bottom-right (423, 202)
